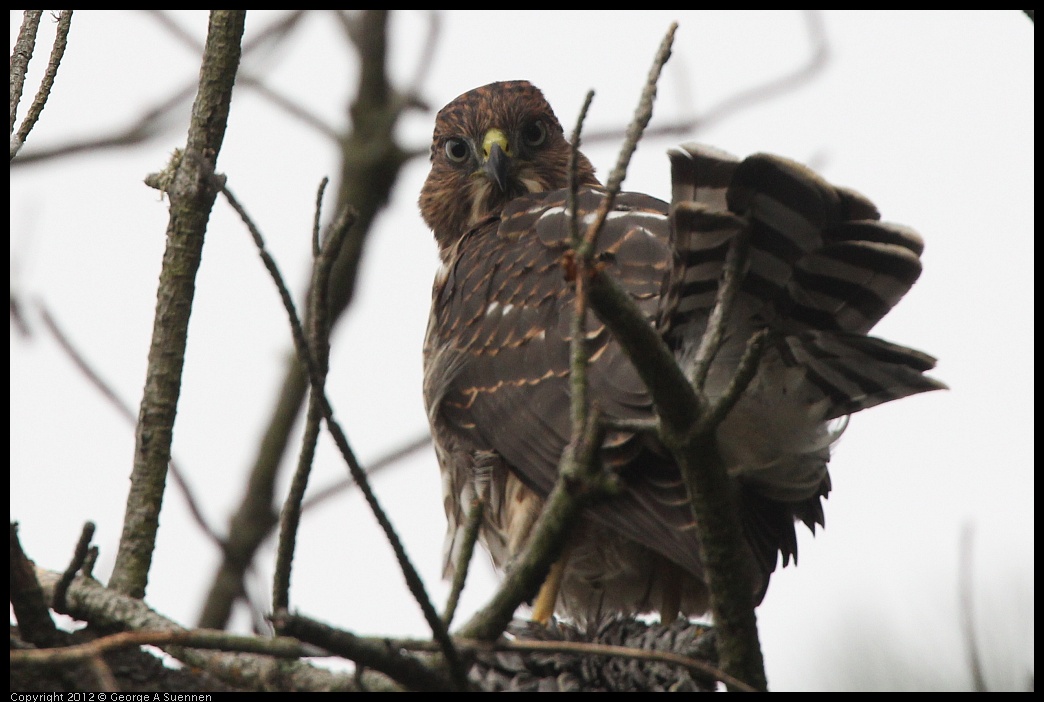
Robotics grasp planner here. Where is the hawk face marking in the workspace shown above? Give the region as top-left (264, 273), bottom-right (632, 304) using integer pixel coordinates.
top-left (419, 80), bottom-right (598, 256)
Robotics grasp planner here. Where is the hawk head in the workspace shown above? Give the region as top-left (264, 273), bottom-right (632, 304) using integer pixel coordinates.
top-left (419, 80), bottom-right (599, 256)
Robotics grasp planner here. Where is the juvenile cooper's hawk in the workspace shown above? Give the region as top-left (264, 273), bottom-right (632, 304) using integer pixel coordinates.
top-left (420, 80), bottom-right (944, 622)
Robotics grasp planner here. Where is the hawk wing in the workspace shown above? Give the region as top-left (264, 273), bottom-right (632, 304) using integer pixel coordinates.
top-left (424, 187), bottom-right (708, 582)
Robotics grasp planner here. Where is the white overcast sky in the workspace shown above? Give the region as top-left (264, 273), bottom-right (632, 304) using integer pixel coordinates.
top-left (10, 10), bottom-right (1033, 691)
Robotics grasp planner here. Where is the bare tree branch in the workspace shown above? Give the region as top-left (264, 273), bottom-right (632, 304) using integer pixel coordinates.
top-left (108, 9), bottom-right (247, 600)
top-left (441, 497), bottom-right (484, 629)
top-left (275, 612), bottom-right (458, 691)
top-left (10, 628), bottom-right (326, 668)
top-left (31, 566), bottom-right (384, 691)
top-left (9, 10), bottom-right (42, 135)
top-left (10, 522), bottom-right (61, 648)
top-left (272, 191), bottom-right (353, 614)
top-left (9, 10), bottom-right (73, 160)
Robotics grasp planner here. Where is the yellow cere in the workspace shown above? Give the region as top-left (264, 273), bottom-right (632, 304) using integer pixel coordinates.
top-left (482, 128), bottom-right (511, 159)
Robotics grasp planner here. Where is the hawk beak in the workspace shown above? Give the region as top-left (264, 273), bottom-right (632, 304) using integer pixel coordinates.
top-left (481, 128), bottom-right (512, 192)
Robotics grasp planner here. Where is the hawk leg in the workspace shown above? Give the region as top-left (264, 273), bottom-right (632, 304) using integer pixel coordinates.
top-left (532, 556), bottom-right (568, 624)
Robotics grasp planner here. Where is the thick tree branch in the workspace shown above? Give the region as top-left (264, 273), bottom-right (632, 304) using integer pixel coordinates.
top-left (108, 10), bottom-right (246, 600)
top-left (30, 566), bottom-right (385, 691)
top-left (9, 10), bottom-right (42, 135)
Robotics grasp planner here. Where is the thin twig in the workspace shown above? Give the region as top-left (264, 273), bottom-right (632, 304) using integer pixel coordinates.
top-left (696, 11), bottom-right (828, 132)
top-left (688, 222), bottom-right (752, 393)
top-left (219, 183), bottom-right (308, 353)
top-left (12, 11), bottom-right (320, 166)
top-left (566, 89), bottom-right (596, 247)
top-left (35, 301), bottom-right (223, 546)
top-left (580, 11), bottom-right (829, 146)
top-left (197, 181), bottom-right (316, 628)
top-left (699, 329), bottom-right (768, 433)
top-left (147, 9), bottom-right (310, 58)
top-left (273, 200), bottom-right (345, 614)
top-left (11, 83), bottom-right (195, 166)
top-left (52, 521), bottom-right (95, 613)
top-left (312, 176), bottom-right (328, 256)
top-left (238, 14), bottom-right (417, 622)
top-left (275, 611), bottom-right (458, 691)
top-left (222, 182), bottom-right (466, 689)
top-left (959, 523), bottom-right (987, 692)
top-left (567, 89), bottom-right (596, 440)
top-left (10, 10), bottom-right (73, 160)
top-left (298, 433), bottom-right (433, 514)
top-left (442, 498), bottom-right (484, 628)
top-left (317, 407), bottom-right (469, 689)
top-left (582, 22), bottom-right (677, 247)
top-left (273, 194), bottom-right (352, 613)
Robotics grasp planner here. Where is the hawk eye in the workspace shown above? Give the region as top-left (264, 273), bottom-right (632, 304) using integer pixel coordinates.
top-left (444, 138), bottom-right (470, 163)
top-left (521, 120), bottom-right (547, 148)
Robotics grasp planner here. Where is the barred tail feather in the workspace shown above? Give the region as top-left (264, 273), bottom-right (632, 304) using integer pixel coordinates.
top-left (666, 143), bottom-right (929, 339)
top-left (665, 143), bottom-right (945, 584)
top-left (778, 331), bottom-right (948, 420)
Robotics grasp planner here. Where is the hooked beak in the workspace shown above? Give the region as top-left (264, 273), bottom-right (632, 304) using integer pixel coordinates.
top-left (481, 128), bottom-right (511, 192)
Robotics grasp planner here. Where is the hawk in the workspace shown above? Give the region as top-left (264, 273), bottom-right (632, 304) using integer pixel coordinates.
top-left (420, 80), bottom-right (944, 623)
